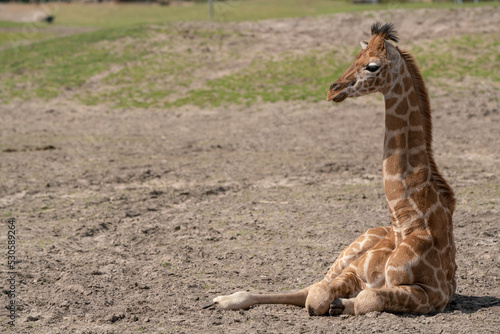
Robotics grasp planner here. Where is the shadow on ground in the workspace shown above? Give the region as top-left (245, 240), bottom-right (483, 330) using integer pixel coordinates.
top-left (446, 294), bottom-right (500, 314)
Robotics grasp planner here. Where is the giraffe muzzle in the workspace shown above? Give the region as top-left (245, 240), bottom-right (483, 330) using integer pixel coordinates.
top-left (326, 89), bottom-right (348, 103)
top-left (326, 81), bottom-right (353, 103)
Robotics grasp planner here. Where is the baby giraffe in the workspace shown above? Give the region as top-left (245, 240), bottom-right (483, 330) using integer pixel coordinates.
top-left (203, 22), bottom-right (456, 316)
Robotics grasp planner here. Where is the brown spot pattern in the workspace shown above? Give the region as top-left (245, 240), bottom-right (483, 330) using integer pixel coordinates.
top-left (395, 98), bottom-right (409, 115)
top-left (403, 76), bottom-right (413, 91)
top-left (405, 168), bottom-right (429, 189)
top-left (385, 97), bottom-right (398, 109)
top-left (408, 91), bottom-right (419, 107)
top-left (392, 82), bottom-right (403, 95)
top-left (386, 133), bottom-right (406, 151)
top-left (409, 150), bottom-right (428, 168)
top-left (425, 249), bottom-right (441, 269)
top-left (409, 110), bottom-right (422, 127)
top-left (384, 153), bottom-right (407, 176)
top-left (407, 130), bottom-right (426, 149)
top-left (386, 113), bottom-right (408, 131)
top-left (385, 179), bottom-right (406, 200)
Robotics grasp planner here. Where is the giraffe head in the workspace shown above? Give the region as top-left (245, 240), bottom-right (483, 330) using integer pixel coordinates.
top-left (327, 22), bottom-right (401, 102)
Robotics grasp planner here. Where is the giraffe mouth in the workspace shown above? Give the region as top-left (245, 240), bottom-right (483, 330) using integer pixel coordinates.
top-left (326, 91), bottom-right (348, 103)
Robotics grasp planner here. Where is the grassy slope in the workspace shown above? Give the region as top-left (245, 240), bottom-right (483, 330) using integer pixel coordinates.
top-left (0, 21), bottom-right (26, 28)
top-left (49, 1), bottom-right (500, 27)
top-left (0, 31), bottom-right (51, 46)
top-left (1, 26), bottom-right (499, 108)
top-left (0, 2), bottom-right (499, 108)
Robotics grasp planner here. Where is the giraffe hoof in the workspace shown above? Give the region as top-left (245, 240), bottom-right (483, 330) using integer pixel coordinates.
top-left (329, 298), bottom-right (345, 316)
top-left (201, 300), bottom-right (216, 309)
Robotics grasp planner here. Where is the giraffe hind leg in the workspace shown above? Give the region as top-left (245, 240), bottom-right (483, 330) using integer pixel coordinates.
top-left (329, 298), bottom-right (346, 316)
top-left (350, 286), bottom-right (438, 315)
top-left (322, 226), bottom-right (391, 281)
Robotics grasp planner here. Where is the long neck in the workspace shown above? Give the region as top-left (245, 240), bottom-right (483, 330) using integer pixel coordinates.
top-left (382, 60), bottom-right (431, 233)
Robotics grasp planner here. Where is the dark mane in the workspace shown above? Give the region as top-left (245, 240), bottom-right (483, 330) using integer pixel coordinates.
top-left (371, 22), bottom-right (399, 43)
top-left (397, 48), bottom-right (456, 214)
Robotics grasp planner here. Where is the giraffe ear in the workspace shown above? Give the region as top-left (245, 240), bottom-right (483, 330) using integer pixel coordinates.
top-left (384, 40), bottom-right (401, 64)
top-left (360, 40), bottom-right (368, 50)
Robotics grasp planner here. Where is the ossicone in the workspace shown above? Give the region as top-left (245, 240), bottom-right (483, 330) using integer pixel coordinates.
top-left (371, 22), bottom-right (399, 43)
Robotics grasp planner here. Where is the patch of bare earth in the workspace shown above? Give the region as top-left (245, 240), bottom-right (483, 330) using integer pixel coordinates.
top-left (0, 6), bottom-right (499, 334)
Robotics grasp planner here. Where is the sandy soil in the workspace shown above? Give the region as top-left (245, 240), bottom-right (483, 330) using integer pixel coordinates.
top-left (1, 6), bottom-right (499, 334)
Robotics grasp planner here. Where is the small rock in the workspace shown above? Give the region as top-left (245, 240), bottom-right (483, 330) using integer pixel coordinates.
top-left (27, 315), bottom-right (39, 322)
top-left (110, 314), bottom-right (125, 323)
top-left (149, 190), bottom-right (164, 197)
top-left (125, 211), bottom-right (140, 218)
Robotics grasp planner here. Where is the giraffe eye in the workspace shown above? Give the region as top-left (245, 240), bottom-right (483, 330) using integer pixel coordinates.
top-left (366, 64), bottom-right (380, 72)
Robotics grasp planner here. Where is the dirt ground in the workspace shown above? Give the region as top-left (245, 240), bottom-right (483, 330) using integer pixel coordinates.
top-left (1, 6), bottom-right (499, 334)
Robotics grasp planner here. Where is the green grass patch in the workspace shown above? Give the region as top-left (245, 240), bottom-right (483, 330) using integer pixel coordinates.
top-left (0, 20), bottom-right (26, 28)
top-left (412, 34), bottom-right (500, 81)
top-left (0, 21), bottom-right (51, 46)
top-left (0, 31), bottom-right (53, 47)
top-left (168, 51), bottom-right (352, 107)
top-left (0, 25), bottom-right (153, 101)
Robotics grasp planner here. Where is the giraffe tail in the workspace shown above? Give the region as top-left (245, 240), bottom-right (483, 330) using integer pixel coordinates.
top-left (202, 289), bottom-right (309, 310)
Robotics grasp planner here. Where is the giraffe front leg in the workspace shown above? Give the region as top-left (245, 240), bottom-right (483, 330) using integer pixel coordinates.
top-left (202, 291), bottom-right (256, 310)
top-left (305, 272), bottom-right (362, 316)
top-left (202, 288), bottom-right (310, 310)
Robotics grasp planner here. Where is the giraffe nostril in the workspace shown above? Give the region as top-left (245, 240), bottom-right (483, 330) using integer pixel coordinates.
top-left (330, 83), bottom-right (340, 91)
